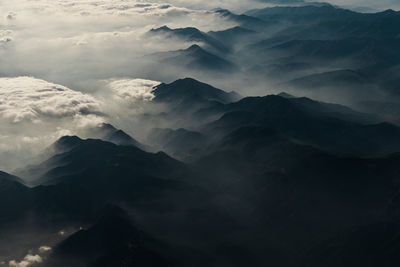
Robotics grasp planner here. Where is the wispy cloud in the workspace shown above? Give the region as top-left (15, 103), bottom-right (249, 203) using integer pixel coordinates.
top-left (0, 77), bottom-right (104, 171)
top-left (9, 254), bottom-right (42, 267)
top-left (0, 77), bottom-right (100, 123)
top-left (106, 78), bottom-right (160, 102)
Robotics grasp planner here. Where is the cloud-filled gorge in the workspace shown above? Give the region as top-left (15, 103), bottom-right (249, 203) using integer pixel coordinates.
top-left (2, 0), bottom-right (400, 266)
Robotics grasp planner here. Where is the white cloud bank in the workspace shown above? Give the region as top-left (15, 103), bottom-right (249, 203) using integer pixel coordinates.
top-left (107, 78), bottom-right (160, 102)
top-left (0, 0), bottom-right (236, 92)
top-left (7, 245), bottom-right (52, 267)
top-left (0, 77), bottom-right (100, 123)
top-left (0, 77), bottom-right (105, 171)
top-left (8, 254), bottom-right (42, 267)
top-left (38, 246), bottom-right (52, 253)
top-left (0, 76), bottom-right (165, 172)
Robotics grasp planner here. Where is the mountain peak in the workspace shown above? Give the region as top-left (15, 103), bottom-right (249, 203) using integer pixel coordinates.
top-left (152, 25), bottom-right (170, 31)
top-left (278, 92), bottom-right (296, 98)
top-left (54, 136), bottom-right (83, 150)
top-left (380, 9), bottom-right (397, 15)
top-left (86, 123), bottom-right (144, 149)
top-left (97, 122), bottom-right (117, 132)
top-left (152, 78), bottom-right (241, 105)
top-left (187, 44), bottom-right (202, 51)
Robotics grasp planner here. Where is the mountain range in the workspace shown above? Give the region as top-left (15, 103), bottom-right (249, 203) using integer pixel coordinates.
top-left (3, 1), bottom-right (400, 266)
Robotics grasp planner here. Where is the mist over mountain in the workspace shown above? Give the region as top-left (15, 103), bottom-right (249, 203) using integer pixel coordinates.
top-left (2, 1), bottom-right (400, 266)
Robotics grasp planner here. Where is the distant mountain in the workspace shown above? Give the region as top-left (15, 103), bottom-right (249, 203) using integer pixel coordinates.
top-left (0, 171), bottom-right (30, 223)
top-left (257, 0), bottom-right (306, 4)
top-left (148, 44), bottom-right (237, 73)
top-left (287, 69), bottom-right (371, 87)
top-left (214, 9), bottom-right (271, 31)
top-left (0, 170), bottom-right (24, 184)
top-left (48, 205), bottom-right (171, 267)
top-left (129, 78), bottom-right (242, 131)
top-left (84, 123), bottom-right (145, 150)
top-left (245, 5), bottom-right (354, 24)
top-left (270, 38), bottom-right (400, 65)
top-left (242, 37), bottom-right (400, 100)
top-left (302, 222), bottom-right (400, 267)
top-left (277, 92), bottom-right (295, 98)
top-left (301, 9), bottom-right (400, 39)
top-left (193, 123), bottom-right (400, 265)
top-left (148, 128), bottom-right (208, 161)
top-left (202, 95), bottom-right (400, 157)
top-left (20, 136), bottom-right (185, 188)
top-left (356, 101), bottom-right (400, 124)
top-left (287, 95), bottom-right (376, 123)
top-left (244, 37), bottom-right (400, 71)
top-left (245, 5), bottom-right (400, 39)
top-left (282, 69), bottom-right (382, 104)
top-left (153, 78), bottom-right (241, 107)
top-left (208, 26), bottom-right (256, 48)
top-left (149, 26), bottom-right (229, 53)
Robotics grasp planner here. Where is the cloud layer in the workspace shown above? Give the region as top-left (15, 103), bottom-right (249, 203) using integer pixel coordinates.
top-left (0, 77), bottom-right (105, 171)
top-left (0, 0), bottom-right (237, 93)
top-left (106, 78), bottom-right (160, 102)
top-left (0, 77), bottom-right (100, 123)
top-left (9, 254), bottom-right (42, 267)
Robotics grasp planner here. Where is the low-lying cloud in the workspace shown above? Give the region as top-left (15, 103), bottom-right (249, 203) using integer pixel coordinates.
top-left (0, 77), bottom-right (105, 172)
top-left (0, 0), bottom-right (235, 91)
top-left (6, 245), bottom-right (52, 267)
top-left (106, 78), bottom-right (160, 102)
top-left (8, 254), bottom-right (42, 267)
top-left (0, 77), bottom-right (100, 123)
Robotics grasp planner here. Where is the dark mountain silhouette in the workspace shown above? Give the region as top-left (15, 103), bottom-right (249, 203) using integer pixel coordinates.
top-left (148, 128), bottom-right (208, 161)
top-left (303, 223), bottom-right (400, 267)
top-left (153, 77), bottom-right (241, 106)
top-left (3, 136), bottom-right (192, 223)
top-left (3, 119), bottom-right (400, 266)
top-left (238, 6), bottom-right (400, 95)
top-left (258, 0), bottom-right (307, 4)
top-left (127, 78), bottom-right (242, 136)
top-left (286, 69), bottom-right (371, 88)
top-left (214, 9), bottom-right (271, 31)
top-left (149, 26), bottom-right (229, 53)
top-left (149, 44), bottom-right (237, 73)
top-left (84, 123), bottom-right (145, 150)
top-left (48, 205), bottom-right (172, 267)
top-left (193, 124), bottom-right (400, 266)
top-left (202, 95), bottom-right (400, 156)
top-left (0, 170), bottom-right (24, 184)
top-left (282, 69), bottom-right (382, 104)
top-left (297, 9), bottom-right (400, 39)
top-left (24, 136), bottom-right (185, 188)
top-left (356, 101), bottom-right (400, 124)
top-left (208, 26), bottom-right (256, 46)
top-left (245, 4), bottom-right (354, 23)
top-left (244, 38), bottom-right (400, 71)
top-left (0, 171), bottom-right (30, 223)
top-left (269, 38), bottom-right (400, 65)
top-left (277, 92), bottom-right (296, 98)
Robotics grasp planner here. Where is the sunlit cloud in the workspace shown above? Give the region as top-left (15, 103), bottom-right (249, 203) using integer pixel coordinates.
top-left (0, 77), bottom-right (105, 171)
top-left (106, 78), bottom-right (161, 102)
top-left (38, 246), bottom-right (52, 253)
top-left (9, 254), bottom-right (42, 267)
top-left (0, 77), bottom-right (101, 123)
